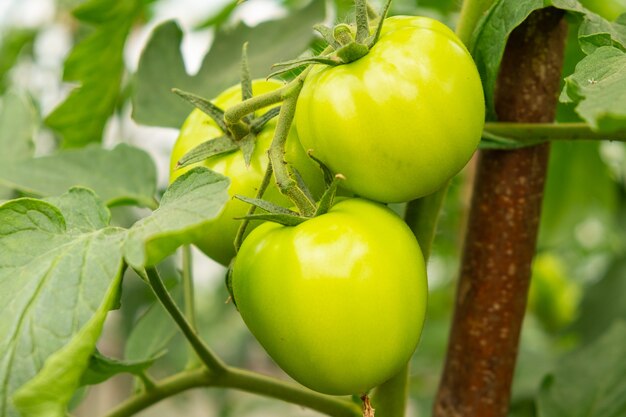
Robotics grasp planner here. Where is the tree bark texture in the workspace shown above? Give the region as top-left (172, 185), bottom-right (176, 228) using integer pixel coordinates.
top-left (433, 8), bottom-right (568, 417)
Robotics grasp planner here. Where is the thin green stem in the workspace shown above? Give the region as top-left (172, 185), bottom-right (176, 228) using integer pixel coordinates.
top-left (143, 267), bottom-right (227, 373)
top-left (455, 0), bottom-right (495, 45)
top-left (404, 185), bottom-right (449, 261)
top-left (355, 0), bottom-right (369, 43)
top-left (103, 369), bottom-right (212, 417)
top-left (224, 87), bottom-right (286, 126)
top-left (268, 91), bottom-right (317, 216)
top-left (102, 368), bottom-right (361, 417)
top-left (234, 161), bottom-right (274, 251)
top-left (181, 245), bottom-right (200, 369)
top-left (217, 368), bottom-right (361, 417)
top-left (181, 245), bottom-right (196, 330)
top-left (484, 122), bottom-right (626, 142)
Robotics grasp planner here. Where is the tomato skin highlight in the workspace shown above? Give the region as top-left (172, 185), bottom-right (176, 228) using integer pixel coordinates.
top-left (170, 80), bottom-right (324, 266)
top-left (232, 198), bottom-right (428, 395)
top-left (295, 16), bottom-right (485, 203)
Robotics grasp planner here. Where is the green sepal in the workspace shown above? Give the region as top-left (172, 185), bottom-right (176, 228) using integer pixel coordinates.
top-left (314, 24), bottom-right (341, 49)
top-left (251, 107), bottom-right (280, 132)
top-left (171, 88), bottom-right (228, 133)
top-left (236, 212), bottom-right (307, 226)
top-left (307, 151), bottom-right (335, 186)
top-left (315, 174), bottom-right (344, 216)
top-left (366, 0), bottom-right (393, 48)
top-left (240, 42), bottom-right (253, 124)
top-left (234, 195), bottom-right (300, 216)
top-left (336, 42), bottom-right (369, 63)
top-left (225, 259), bottom-right (237, 308)
top-left (239, 132), bottom-right (256, 167)
top-left (290, 165), bottom-right (316, 205)
top-left (176, 135), bottom-right (238, 168)
top-left (268, 55), bottom-right (341, 79)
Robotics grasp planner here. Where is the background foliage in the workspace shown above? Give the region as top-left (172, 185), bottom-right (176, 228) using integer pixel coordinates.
top-left (0, 0), bottom-right (625, 416)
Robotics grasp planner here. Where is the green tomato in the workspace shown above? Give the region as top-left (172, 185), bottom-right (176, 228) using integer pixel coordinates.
top-left (580, 0), bottom-right (626, 20)
top-left (232, 198), bottom-right (428, 395)
top-left (295, 16), bottom-right (485, 203)
top-left (170, 80), bottom-right (324, 266)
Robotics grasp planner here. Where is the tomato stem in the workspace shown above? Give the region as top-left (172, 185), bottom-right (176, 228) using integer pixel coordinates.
top-left (268, 91), bottom-right (317, 216)
top-left (483, 122), bottom-right (626, 143)
top-left (234, 161), bottom-right (274, 252)
top-left (142, 267), bottom-right (227, 373)
top-left (101, 368), bottom-right (361, 417)
top-left (355, 0), bottom-right (370, 43)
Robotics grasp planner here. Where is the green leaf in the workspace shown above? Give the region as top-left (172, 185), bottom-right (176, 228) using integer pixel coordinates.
top-left (123, 167), bottom-right (230, 268)
top-left (194, 0), bottom-right (239, 30)
top-left (573, 257), bottom-right (626, 345)
top-left (0, 144), bottom-right (157, 208)
top-left (45, 0), bottom-right (143, 147)
top-left (0, 91), bottom-right (37, 200)
top-left (0, 187), bottom-right (126, 417)
top-left (125, 279), bottom-right (182, 361)
top-left (537, 321), bottom-right (626, 417)
top-left (132, 0), bottom-right (325, 128)
top-left (239, 132), bottom-right (256, 167)
top-left (471, 0), bottom-right (626, 120)
top-left (561, 46), bottom-right (626, 132)
top-left (0, 29), bottom-right (37, 93)
top-left (80, 350), bottom-right (164, 386)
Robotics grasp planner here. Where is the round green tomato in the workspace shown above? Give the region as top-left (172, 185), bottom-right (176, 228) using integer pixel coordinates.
top-left (295, 16), bottom-right (485, 203)
top-left (580, 0), bottom-right (626, 20)
top-left (170, 80), bottom-right (323, 266)
top-left (232, 198), bottom-right (428, 395)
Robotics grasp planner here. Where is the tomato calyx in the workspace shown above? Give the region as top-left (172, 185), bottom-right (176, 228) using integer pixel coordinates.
top-left (171, 45), bottom-right (282, 168)
top-left (268, 0), bottom-right (392, 79)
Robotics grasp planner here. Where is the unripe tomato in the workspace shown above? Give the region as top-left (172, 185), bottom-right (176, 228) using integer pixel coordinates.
top-left (295, 16), bottom-right (485, 203)
top-left (580, 0), bottom-right (626, 20)
top-left (170, 80), bottom-right (324, 265)
top-left (231, 198), bottom-right (428, 395)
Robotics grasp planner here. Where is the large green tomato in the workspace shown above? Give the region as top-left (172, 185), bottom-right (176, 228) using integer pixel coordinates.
top-left (170, 80), bottom-right (324, 266)
top-left (295, 16), bottom-right (485, 203)
top-left (580, 0), bottom-right (626, 20)
top-left (231, 198), bottom-right (428, 395)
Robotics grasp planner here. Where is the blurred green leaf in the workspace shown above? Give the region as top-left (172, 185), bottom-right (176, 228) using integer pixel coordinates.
top-left (80, 350), bottom-right (163, 386)
top-left (195, 0), bottom-right (239, 29)
top-left (123, 167), bottom-right (229, 268)
top-left (45, 0), bottom-right (143, 147)
top-left (0, 144), bottom-right (157, 208)
top-left (537, 321), bottom-right (626, 417)
top-left (132, 0), bottom-right (325, 128)
top-left (573, 257), bottom-right (626, 344)
top-left (0, 188), bottom-right (125, 417)
top-left (0, 29), bottom-right (37, 93)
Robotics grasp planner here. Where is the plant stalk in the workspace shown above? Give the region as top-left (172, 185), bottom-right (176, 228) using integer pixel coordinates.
top-left (102, 368), bottom-right (361, 417)
top-left (143, 267), bottom-right (227, 373)
top-left (434, 8), bottom-right (568, 417)
top-left (484, 122), bottom-right (626, 143)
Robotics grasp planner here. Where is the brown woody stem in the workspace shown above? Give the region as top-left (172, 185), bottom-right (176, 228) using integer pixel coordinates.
top-left (434, 8), bottom-right (568, 417)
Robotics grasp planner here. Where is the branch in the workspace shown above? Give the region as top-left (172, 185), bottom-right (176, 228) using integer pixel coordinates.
top-left (484, 122), bottom-right (626, 143)
top-left (102, 368), bottom-right (362, 417)
top-left (434, 8), bottom-right (568, 417)
top-left (143, 267), bottom-right (227, 372)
